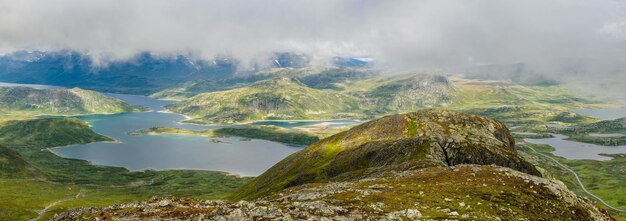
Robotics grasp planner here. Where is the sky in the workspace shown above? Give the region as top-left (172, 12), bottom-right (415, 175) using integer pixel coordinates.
top-left (0, 0), bottom-right (625, 99)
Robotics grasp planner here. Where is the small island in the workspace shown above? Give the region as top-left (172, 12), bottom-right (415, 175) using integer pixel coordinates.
top-left (133, 125), bottom-right (320, 146)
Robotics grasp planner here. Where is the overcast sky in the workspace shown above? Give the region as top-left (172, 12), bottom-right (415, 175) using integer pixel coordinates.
top-left (0, 0), bottom-right (625, 99)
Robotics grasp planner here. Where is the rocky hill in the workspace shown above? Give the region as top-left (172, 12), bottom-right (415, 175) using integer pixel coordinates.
top-left (232, 109), bottom-right (540, 200)
top-left (52, 110), bottom-right (613, 220)
top-left (365, 74), bottom-right (453, 111)
top-left (0, 87), bottom-right (139, 115)
top-left (166, 77), bottom-right (363, 124)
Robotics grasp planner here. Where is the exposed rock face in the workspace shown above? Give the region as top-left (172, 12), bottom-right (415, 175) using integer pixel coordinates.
top-left (53, 166), bottom-right (613, 221)
top-left (232, 109), bottom-right (539, 200)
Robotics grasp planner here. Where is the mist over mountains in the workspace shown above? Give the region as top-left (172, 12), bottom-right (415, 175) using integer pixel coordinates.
top-left (1, 0), bottom-right (624, 100)
top-left (0, 50), bottom-right (371, 94)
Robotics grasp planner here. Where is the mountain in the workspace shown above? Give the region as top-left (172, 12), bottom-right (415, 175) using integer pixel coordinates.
top-left (364, 74), bottom-right (453, 111)
top-left (0, 87), bottom-right (139, 115)
top-left (150, 67), bottom-right (377, 100)
top-left (166, 77), bottom-right (363, 124)
top-left (333, 56), bottom-right (374, 67)
top-left (163, 72), bottom-right (604, 124)
top-left (0, 51), bottom-right (237, 94)
top-left (53, 110), bottom-right (613, 220)
top-left (232, 109), bottom-right (540, 199)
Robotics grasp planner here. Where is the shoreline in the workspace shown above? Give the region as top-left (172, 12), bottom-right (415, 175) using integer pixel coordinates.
top-left (46, 140), bottom-right (251, 178)
top-left (176, 117), bottom-right (366, 127)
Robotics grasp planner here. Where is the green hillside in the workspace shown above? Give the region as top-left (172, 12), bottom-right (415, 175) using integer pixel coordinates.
top-left (164, 72), bottom-right (606, 125)
top-left (150, 67), bottom-right (377, 100)
top-left (0, 87), bottom-right (139, 115)
top-left (166, 77), bottom-right (363, 124)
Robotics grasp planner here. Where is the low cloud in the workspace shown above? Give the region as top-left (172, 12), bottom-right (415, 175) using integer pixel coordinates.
top-left (0, 0), bottom-right (625, 100)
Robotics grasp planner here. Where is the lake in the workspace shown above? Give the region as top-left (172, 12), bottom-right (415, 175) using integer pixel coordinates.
top-left (0, 82), bottom-right (362, 176)
top-left (572, 107), bottom-right (626, 120)
top-left (47, 94), bottom-right (361, 176)
top-left (525, 134), bottom-right (626, 161)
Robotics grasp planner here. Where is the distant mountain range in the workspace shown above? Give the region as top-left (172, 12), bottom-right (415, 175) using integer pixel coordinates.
top-left (0, 51), bottom-right (373, 94)
top-left (163, 69), bottom-right (602, 125)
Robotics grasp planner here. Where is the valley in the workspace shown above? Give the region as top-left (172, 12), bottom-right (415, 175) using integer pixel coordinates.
top-left (2, 2), bottom-right (625, 220)
top-left (0, 72), bottom-right (624, 220)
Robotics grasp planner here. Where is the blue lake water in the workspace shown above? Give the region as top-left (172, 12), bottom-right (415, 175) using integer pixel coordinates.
top-left (45, 93), bottom-right (361, 176)
top-left (525, 134), bottom-right (626, 161)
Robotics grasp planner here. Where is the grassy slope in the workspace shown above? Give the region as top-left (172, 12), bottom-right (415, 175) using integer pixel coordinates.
top-left (447, 77), bottom-right (606, 125)
top-left (164, 72), bottom-right (607, 125)
top-left (0, 118), bottom-right (251, 220)
top-left (0, 144), bottom-right (38, 178)
top-left (167, 77), bottom-right (363, 124)
top-left (138, 126), bottom-right (320, 146)
top-left (0, 87), bottom-right (139, 115)
top-left (330, 73), bottom-right (606, 125)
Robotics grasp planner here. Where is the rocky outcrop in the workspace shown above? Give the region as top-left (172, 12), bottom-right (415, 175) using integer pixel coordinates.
top-left (53, 165), bottom-right (613, 221)
top-left (367, 74), bottom-right (453, 110)
top-left (232, 109), bottom-right (539, 200)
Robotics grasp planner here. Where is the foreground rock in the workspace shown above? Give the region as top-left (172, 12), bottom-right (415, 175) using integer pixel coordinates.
top-left (54, 165), bottom-right (612, 220)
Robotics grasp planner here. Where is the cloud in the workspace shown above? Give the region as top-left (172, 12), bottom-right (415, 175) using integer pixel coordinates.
top-left (0, 0), bottom-right (625, 99)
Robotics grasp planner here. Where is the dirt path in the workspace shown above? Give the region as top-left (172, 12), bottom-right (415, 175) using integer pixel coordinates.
top-left (30, 190), bottom-right (84, 221)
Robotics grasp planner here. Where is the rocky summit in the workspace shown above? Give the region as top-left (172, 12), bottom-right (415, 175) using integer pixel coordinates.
top-left (52, 109), bottom-right (614, 220)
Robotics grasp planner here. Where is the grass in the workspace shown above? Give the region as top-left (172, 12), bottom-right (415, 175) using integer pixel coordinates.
top-left (0, 87), bottom-right (139, 115)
